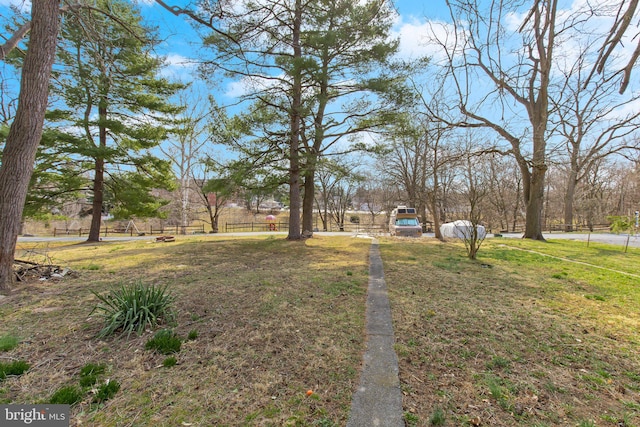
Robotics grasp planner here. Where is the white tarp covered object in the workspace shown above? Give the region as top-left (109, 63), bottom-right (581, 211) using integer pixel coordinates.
top-left (440, 220), bottom-right (487, 240)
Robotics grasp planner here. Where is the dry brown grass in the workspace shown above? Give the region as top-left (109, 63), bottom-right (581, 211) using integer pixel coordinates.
top-left (4, 235), bottom-right (640, 427)
top-left (2, 235), bottom-right (371, 426)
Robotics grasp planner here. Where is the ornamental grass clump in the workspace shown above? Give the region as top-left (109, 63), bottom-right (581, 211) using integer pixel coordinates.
top-left (91, 282), bottom-right (175, 338)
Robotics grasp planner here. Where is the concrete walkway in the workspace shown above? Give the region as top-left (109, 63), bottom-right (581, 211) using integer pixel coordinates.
top-left (346, 239), bottom-right (404, 427)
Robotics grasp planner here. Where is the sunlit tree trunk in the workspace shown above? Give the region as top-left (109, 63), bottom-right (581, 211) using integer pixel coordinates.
top-left (0, 1), bottom-right (60, 290)
top-left (88, 101), bottom-right (108, 242)
top-left (287, 0), bottom-right (303, 240)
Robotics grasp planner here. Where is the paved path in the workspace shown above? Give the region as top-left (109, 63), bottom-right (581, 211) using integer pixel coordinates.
top-left (346, 239), bottom-right (404, 427)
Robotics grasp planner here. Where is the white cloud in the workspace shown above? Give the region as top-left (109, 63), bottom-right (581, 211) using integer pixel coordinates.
top-left (224, 74), bottom-right (286, 99)
top-left (224, 79), bottom-right (249, 99)
top-left (158, 53), bottom-right (197, 81)
top-left (392, 15), bottom-right (460, 63)
top-left (163, 53), bottom-right (195, 68)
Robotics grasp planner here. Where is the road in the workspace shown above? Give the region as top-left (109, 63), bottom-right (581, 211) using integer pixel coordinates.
top-left (16, 230), bottom-right (640, 248)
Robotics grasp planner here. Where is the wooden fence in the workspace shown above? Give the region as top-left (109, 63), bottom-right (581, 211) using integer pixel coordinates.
top-left (53, 224), bottom-right (205, 237)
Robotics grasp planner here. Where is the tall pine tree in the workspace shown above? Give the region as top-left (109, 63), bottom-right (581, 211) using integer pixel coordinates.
top-left (200, 0), bottom-right (399, 238)
top-left (51, 0), bottom-right (184, 241)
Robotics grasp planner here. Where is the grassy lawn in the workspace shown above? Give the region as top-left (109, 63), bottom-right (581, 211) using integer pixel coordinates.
top-left (2, 235), bottom-right (639, 427)
top-left (1, 235), bottom-right (370, 426)
top-left (382, 237), bottom-right (640, 427)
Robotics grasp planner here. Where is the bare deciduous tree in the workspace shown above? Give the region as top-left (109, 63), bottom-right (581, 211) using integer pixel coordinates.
top-left (161, 93), bottom-right (212, 233)
top-left (431, 0), bottom-right (562, 240)
top-left (589, 0), bottom-right (640, 94)
top-left (550, 43), bottom-right (640, 231)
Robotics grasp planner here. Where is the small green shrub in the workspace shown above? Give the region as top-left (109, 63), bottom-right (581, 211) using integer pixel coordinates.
top-left (93, 380), bottom-right (120, 403)
top-left (187, 330), bottom-right (198, 340)
top-left (145, 329), bottom-right (182, 355)
top-left (162, 356), bottom-right (177, 367)
top-left (0, 360), bottom-right (30, 380)
top-left (80, 363), bottom-right (106, 378)
top-left (0, 334), bottom-right (19, 352)
top-left (91, 282), bottom-right (175, 338)
top-left (79, 374), bottom-right (98, 387)
top-left (49, 385), bottom-right (83, 405)
top-left (79, 363), bottom-right (106, 387)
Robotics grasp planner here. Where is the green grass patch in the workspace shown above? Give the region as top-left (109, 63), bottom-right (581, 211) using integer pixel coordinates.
top-left (382, 237), bottom-right (640, 426)
top-left (429, 406), bottom-right (446, 425)
top-left (551, 271), bottom-right (568, 279)
top-left (93, 380), bottom-right (120, 403)
top-left (145, 329), bottom-right (181, 355)
top-left (0, 360), bottom-right (29, 380)
top-left (0, 334), bottom-right (19, 352)
top-left (486, 355), bottom-right (511, 372)
top-left (162, 356), bottom-right (177, 367)
top-left (432, 256), bottom-right (462, 272)
top-left (322, 280), bottom-right (365, 296)
top-left (49, 385), bottom-right (83, 405)
top-left (79, 363), bottom-right (107, 387)
top-left (404, 411), bottom-right (419, 427)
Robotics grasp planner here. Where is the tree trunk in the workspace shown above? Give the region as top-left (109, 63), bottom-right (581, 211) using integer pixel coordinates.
top-left (287, 0), bottom-right (303, 240)
top-left (563, 171), bottom-right (578, 232)
top-left (88, 156), bottom-right (105, 242)
top-left (88, 102), bottom-right (108, 242)
top-left (511, 178), bottom-right (521, 232)
top-left (431, 168), bottom-right (443, 240)
top-left (429, 195), bottom-right (443, 241)
top-left (523, 164), bottom-right (547, 240)
top-left (212, 209), bottom-right (220, 233)
top-left (0, 1), bottom-right (60, 291)
top-left (302, 168), bottom-right (315, 235)
top-left (301, 59), bottom-right (328, 236)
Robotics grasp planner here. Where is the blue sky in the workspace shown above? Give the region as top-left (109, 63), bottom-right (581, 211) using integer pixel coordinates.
top-left (0, 0), bottom-right (451, 109)
top-left (3, 1), bottom-right (636, 143)
top-left (135, 0), bottom-right (452, 101)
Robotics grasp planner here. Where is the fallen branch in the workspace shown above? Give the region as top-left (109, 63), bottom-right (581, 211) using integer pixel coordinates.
top-left (13, 259), bottom-right (68, 282)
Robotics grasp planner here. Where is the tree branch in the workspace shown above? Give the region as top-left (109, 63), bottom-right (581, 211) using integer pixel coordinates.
top-left (0, 21), bottom-right (30, 61)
